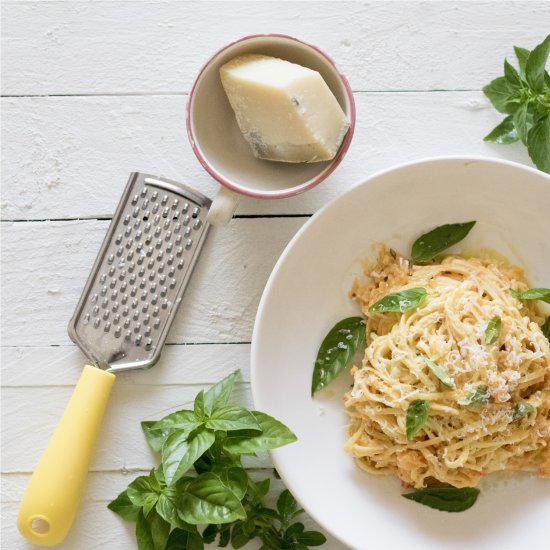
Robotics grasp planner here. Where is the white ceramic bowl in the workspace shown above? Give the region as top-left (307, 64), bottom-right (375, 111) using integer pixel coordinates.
top-left (251, 157), bottom-right (550, 550)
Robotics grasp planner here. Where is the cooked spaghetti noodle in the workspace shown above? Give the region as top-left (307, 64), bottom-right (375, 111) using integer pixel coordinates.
top-left (344, 248), bottom-right (550, 488)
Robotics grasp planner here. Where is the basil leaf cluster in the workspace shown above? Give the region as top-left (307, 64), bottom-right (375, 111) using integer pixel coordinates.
top-left (483, 34), bottom-right (550, 173)
top-left (108, 370), bottom-right (326, 549)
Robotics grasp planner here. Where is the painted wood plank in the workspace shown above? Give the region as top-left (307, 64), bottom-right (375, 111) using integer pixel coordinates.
top-left (1, 91), bottom-right (533, 221)
top-left (2, 471), bottom-right (349, 550)
top-left (2, 344), bottom-right (252, 386)
top-left (1, 1), bottom-right (548, 95)
top-left (1, 217), bottom-right (306, 346)
top-left (1, 382), bottom-right (272, 473)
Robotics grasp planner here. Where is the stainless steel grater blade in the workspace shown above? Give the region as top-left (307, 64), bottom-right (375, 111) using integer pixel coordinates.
top-left (68, 172), bottom-right (212, 373)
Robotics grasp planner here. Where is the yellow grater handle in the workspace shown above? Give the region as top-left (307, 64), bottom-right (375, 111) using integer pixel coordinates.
top-left (18, 365), bottom-right (116, 546)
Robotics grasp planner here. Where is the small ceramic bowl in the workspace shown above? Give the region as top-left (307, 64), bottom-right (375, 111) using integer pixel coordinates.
top-left (186, 34), bottom-right (356, 223)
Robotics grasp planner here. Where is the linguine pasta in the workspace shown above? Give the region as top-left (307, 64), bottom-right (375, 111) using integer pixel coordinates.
top-left (344, 248), bottom-right (550, 488)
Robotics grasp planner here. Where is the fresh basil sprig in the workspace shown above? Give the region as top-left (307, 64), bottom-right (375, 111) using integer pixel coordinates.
top-left (406, 399), bottom-right (430, 439)
top-left (411, 221), bottom-right (476, 263)
top-left (513, 402), bottom-right (535, 421)
top-left (510, 287), bottom-right (550, 303)
top-left (369, 288), bottom-right (427, 313)
top-left (311, 316), bottom-right (366, 395)
top-left (424, 358), bottom-right (455, 389)
top-left (463, 385), bottom-right (490, 406)
top-left (108, 371), bottom-right (327, 550)
top-left (402, 486), bottom-right (480, 512)
top-left (483, 34), bottom-right (550, 173)
top-left (485, 316), bottom-right (502, 344)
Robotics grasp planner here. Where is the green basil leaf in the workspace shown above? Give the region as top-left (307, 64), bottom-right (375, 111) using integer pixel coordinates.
top-left (163, 429), bottom-right (215, 486)
top-left (179, 472), bottom-right (247, 525)
top-left (464, 385), bottom-right (490, 406)
top-left (127, 475), bottom-right (160, 517)
top-left (369, 288), bottom-right (427, 313)
top-left (406, 399), bottom-right (430, 439)
top-left (542, 316), bottom-right (550, 342)
top-left (483, 116), bottom-right (519, 144)
top-left (223, 411), bottom-right (297, 455)
top-left (203, 370), bottom-right (240, 416)
top-left (512, 287), bottom-right (550, 303)
top-left (194, 390), bottom-right (206, 420)
top-left (135, 509), bottom-right (170, 550)
top-left (155, 487), bottom-right (194, 530)
top-left (206, 405), bottom-right (262, 432)
top-left (250, 478), bottom-right (271, 505)
top-left (141, 421), bottom-right (169, 453)
top-left (277, 489), bottom-right (298, 523)
top-left (402, 486), bottom-right (480, 512)
top-left (513, 402), bottom-right (535, 421)
top-left (485, 316), bottom-right (502, 344)
top-left (514, 46), bottom-right (531, 77)
top-left (527, 115), bottom-right (550, 173)
top-left (165, 527), bottom-right (204, 550)
top-left (231, 523), bottom-right (253, 549)
top-left (153, 410), bottom-right (202, 434)
top-left (509, 288), bottom-right (522, 299)
top-left (424, 358), bottom-right (455, 388)
top-left (525, 34), bottom-right (550, 92)
top-left (411, 221), bottom-right (476, 262)
top-left (513, 101), bottom-right (531, 145)
top-left (504, 58), bottom-right (523, 90)
top-left (296, 531), bottom-right (327, 546)
top-left (107, 490), bottom-right (141, 522)
top-left (213, 466), bottom-right (249, 500)
top-left (311, 316), bottom-right (366, 395)
top-left (482, 76), bottom-right (518, 114)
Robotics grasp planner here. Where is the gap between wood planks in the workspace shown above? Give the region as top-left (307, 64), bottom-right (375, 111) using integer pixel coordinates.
top-left (1, 89), bottom-right (481, 98)
top-left (1, 214), bottom-right (312, 223)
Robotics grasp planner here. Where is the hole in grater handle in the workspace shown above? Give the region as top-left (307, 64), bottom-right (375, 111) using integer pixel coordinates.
top-left (67, 173), bottom-right (212, 374)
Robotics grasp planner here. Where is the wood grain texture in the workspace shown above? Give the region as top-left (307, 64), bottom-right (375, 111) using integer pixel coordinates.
top-left (1, 92), bottom-right (533, 220)
top-left (1, 217), bottom-right (306, 346)
top-left (2, 0), bottom-right (548, 95)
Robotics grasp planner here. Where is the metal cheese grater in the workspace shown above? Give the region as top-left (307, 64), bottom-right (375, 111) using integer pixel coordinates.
top-left (18, 172), bottom-right (212, 547)
top-left (69, 172), bottom-right (211, 372)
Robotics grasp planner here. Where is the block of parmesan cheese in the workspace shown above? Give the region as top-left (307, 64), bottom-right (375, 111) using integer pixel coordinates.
top-left (219, 54), bottom-right (350, 163)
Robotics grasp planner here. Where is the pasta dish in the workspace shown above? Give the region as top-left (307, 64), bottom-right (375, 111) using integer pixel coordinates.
top-left (344, 248), bottom-right (550, 489)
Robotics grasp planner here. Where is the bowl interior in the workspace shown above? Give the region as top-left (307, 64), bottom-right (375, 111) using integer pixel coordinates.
top-left (188, 35), bottom-right (354, 197)
top-left (251, 158), bottom-right (550, 550)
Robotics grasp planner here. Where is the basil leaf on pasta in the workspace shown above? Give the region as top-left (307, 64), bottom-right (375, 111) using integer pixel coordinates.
top-left (424, 358), bottom-right (455, 389)
top-left (464, 385), bottom-right (490, 406)
top-left (406, 400), bottom-right (430, 439)
top-left (542, 316), bottom-right (550, 342)
top-left (311, 316), bottom-right (366, 395)
top-left (485, 316), bottom-right (502, 344)
top-left (513, 402), bottom-right (535, 421)
top-left (402, 486), bottom-right (480, 512)
top-left (411, 221), bottom-right (476, 263)
top-left (510, 287), bottom-right (550, 303)
top-left (369, 288), bottom-right (427, 313)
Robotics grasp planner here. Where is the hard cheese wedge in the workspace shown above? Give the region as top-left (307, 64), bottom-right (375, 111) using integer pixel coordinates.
top-left (220, 54), bottom-right (350, 163)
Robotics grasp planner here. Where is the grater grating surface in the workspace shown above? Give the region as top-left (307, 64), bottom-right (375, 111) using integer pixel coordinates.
top-left (68, 173), bottom-right (211, 373)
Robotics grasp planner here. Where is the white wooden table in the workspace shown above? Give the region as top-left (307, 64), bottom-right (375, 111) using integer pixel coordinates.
top-left (2, 2), bottom-right (549, 548)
